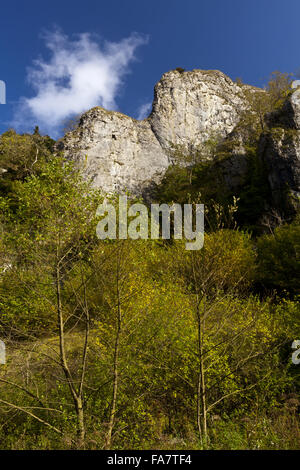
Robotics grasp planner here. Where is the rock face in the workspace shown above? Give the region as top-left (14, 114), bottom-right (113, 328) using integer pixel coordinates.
top-left (260, 85), bottom-right (300, 214)
top-left (57, 107), bottom-right (168, 195)
top-left (57, 69), bottom-right (300, 213)
top-left (260, 129), bottom-right (300, 212)
top-left (266, 85), bottom-right (300, 131)
top-left (58, 69), bottom-right (251, 195)
top-left (289, 87), bottom-right (300, 130)
top-left (149, 69), bottom-right (246, 154)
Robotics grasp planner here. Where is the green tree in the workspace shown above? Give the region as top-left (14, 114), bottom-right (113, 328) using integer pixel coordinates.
top-left (0, 129), bottom-right (55, 196)
top-left (0, 156), bottom-right (102, 447)
top-left (256, 220), bottom-right (300, 295)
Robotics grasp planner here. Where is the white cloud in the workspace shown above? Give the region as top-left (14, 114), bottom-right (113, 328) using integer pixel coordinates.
top-left (136, 102), bottom-right (152, 120)
top-left (14, 29), bottom-right (148, 136)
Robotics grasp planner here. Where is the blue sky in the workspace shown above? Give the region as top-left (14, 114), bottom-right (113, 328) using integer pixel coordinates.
top-left (0, 0), bottom-right (300, 138)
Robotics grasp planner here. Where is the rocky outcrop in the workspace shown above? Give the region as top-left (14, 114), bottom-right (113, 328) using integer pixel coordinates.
top-left (57, 69), bottom-right (253, 195)
top-left (255, 82), bottom-right (300, 215)
top-left (149, 69), bottom-right (247, 154)
top-left (57, 107), bottom-right (168, 195)
top-left (266, 86), bottom-right (300, 131)
top-left (290, 86), bottom-right (300, 129)
top-left (57, 70), bottom-right (300, 215)
top-left (259, 130), bottom-right (300, 215)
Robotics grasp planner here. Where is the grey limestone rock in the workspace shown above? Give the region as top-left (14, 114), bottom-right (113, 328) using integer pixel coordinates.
top-left (57, 69), bottom-right (251, 195)
top-left (57, 68), bottom-right (300, 211)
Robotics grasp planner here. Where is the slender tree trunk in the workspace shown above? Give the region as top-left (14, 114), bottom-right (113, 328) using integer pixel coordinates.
top-left (76, 397), bottom-right (85, 447)
top-left (55, 258), bottom-right (86, 448)
top-left (196, 305), bottom-right (202, 443)
top-left (192, 250), bottom-right (208, 446)
top-left (199, 315), bottom-right (207, 442)
top-left (105, 256), bottom-right (122, 449)
top-left (105, 322), bottom-right (120, 449)
top-left (196, 302), bottom-right (208, 445)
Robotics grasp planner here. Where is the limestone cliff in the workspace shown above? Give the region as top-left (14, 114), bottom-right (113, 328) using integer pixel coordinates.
top-left (57, 68), bottom-right (300, 215)
top-left (57, 69), bottom-right (256, 195)
top-left (149, 69), bottom-right (248, 153)
top-left (260, 85), bottom-right (300, 214)
top-left (57, 107), bottom-right (168, 195)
